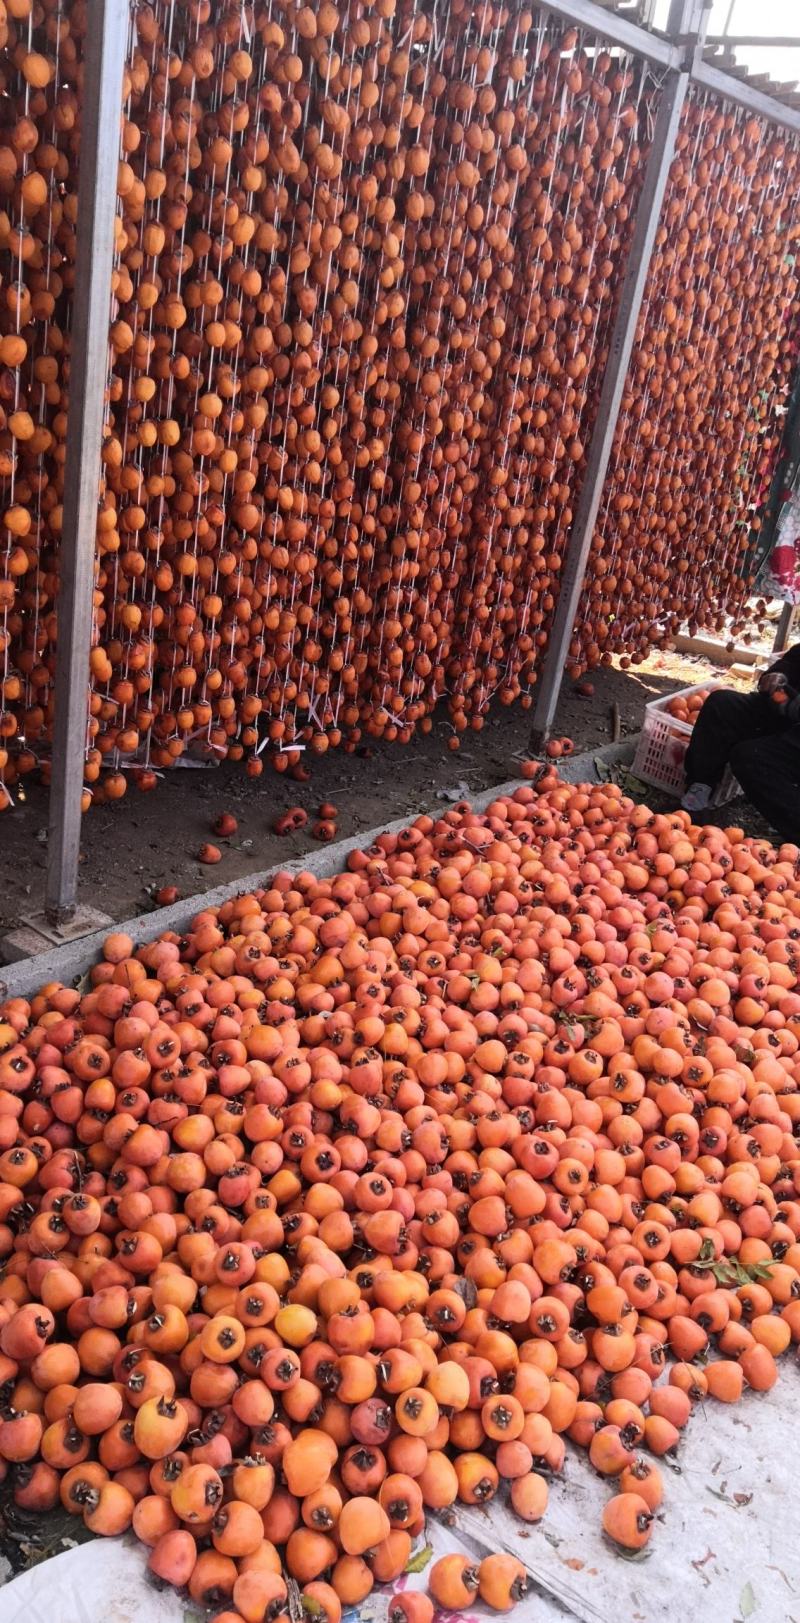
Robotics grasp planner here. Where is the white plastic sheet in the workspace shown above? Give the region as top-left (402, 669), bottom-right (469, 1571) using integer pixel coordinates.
top-left (0, 1516), bottom-right (568, 1623)
top-left (0, 1536), bottom-right (193, 1623)
top-left (1, 1373), bottom-right (798, 1623)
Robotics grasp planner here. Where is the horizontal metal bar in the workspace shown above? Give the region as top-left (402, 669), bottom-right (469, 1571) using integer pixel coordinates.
top-left (533, 0), bottom-right (681, 67)
top-left (692, 58), bottom-right (800, 132)
top-left (706, 35), bottom-right (800, 49)
top-left (533, 0), bottom-right (800, 126)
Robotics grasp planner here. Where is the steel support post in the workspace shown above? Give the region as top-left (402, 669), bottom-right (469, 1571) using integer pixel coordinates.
top-left (773, 601), bottom-right (796, 654)
top-left (529, 2), bottom-right (708, 748)
top-left (45, 0), bottom-right (128, 925)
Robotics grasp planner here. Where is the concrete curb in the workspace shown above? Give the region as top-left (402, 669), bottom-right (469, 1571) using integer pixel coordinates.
top-left (0, 737), bottom-right (637, 1000)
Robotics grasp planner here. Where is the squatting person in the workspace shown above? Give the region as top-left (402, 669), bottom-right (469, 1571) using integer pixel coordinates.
top-left (682, 642), bottom-right (800, 841)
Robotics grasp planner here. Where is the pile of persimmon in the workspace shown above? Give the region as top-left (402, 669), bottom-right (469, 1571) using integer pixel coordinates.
top-left (0, 0), bottom-right (796, 812)
top-left (664, 689), bottom-right (713, 727)
top-left (1, 775), bottom-right (800, 1617)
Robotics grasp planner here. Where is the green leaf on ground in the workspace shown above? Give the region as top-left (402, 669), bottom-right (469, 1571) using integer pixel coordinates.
top-left (405, 1544), bottom-right (434, 1575)
top-left (739, 1580), bottom-right (756, 1618)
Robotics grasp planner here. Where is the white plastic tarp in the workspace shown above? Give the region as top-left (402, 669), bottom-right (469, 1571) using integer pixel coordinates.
top-left (0, 1373), bottom-right (798, 1623)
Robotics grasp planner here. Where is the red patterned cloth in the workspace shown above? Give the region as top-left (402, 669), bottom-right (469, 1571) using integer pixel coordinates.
top-left (762, 486), bottom-right (800, 604)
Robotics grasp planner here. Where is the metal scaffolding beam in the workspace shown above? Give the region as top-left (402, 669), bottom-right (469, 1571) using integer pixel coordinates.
top-left (693, 59), bottom-right (800, 132)
top-left (529, 0), bottom-right (707, 748)
top-left (45, 0), bottom-right (128, 925)
top-left (533, 0), bottom-right (681, 65)
top-left (535, 0), bottom-right (800, 129)
top-left (706, 35), bottom-right (800, 48)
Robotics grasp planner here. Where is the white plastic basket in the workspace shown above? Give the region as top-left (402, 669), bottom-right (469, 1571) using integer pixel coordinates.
top-left (632, 680), bottom-right (740, 806)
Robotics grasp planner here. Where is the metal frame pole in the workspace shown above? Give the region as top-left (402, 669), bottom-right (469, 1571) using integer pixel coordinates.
top-left (532, 0), bottom-right (800, 132)
top-left (529, 2), bottom-right (708, 748)
top-left (45, 0), bottom-right (128, 925)
top-left (706, 35), bottom-right (800, 49)
top-left (773, 602), bottom-right (796, 654)
top-left (691, 61), bottom-right (800, 132)
top-left (533, 0), bottom-right (681, 66)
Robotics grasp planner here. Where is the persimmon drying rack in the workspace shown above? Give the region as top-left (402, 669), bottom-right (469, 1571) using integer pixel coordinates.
top-left (43, 0), bottom-right (800, 929)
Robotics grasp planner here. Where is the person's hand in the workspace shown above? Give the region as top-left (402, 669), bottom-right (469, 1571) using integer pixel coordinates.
top-left (759, 670), bottom-right (789, 695)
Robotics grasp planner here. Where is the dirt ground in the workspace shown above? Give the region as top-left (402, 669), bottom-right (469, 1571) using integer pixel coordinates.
top-left (0, 647), bottom-right (774, 937)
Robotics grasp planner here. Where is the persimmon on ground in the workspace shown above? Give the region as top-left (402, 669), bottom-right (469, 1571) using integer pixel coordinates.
top-left (0, 776), bottom-right (799, 1615)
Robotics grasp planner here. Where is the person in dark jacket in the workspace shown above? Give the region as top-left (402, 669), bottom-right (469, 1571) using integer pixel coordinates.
top-left (682, 641), bottom-right (800, 841)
